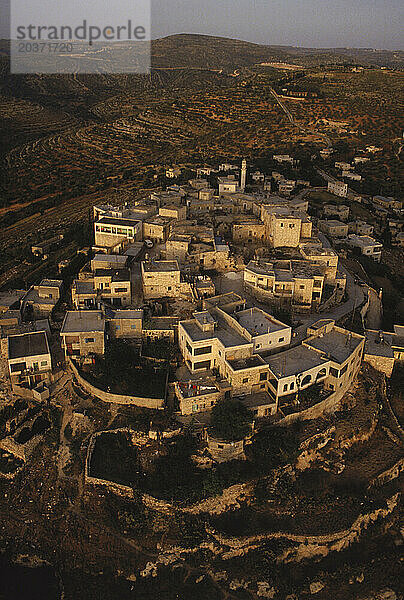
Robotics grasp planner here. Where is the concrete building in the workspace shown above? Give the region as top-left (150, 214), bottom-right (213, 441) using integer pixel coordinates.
top-left (158, 205), bottom-right (187, 221)
top-left (7, 331), bottom-right (52, 392)
top-left (364, 329), bottom-right (396, 377)
top-left (107, 309), bottom-right (143, 339)
top-left (178, 294), bottom-right (291, 393)
top-left (90, 254), bottom-right (128, 271)
top-left (328, 181), bottom-right (348, 198)
top-left (165, 224), bottom-right (232, 273)
top-left (165, 167), bottom-right (181, 178)
top-left (323, 204), bottom-right (350, 222)
top-left (141, 260), bottom-right (192, 300)
top-left (343, 171), bottom-right (362, 181)
top-left (232, 219), bottom-right (266, 244)
top-left (373, 196), bottom-right (402, 211)
top-left (218, 176), bottom-right (239, 195)
top-left (346, 234), bottom-right (383, 262)
top-left (143, 216), bottom-right (173, 244)
top-left (319, 220), bottom-right (349, 238)
top-left (21, 280), bottom-right (63, 319)
top-left (348, 221), bottom-right (374, 236)
top-left (244, 259), bottom-right (326, 311)
top-left (278, 180), bottom-right (296, 195)
top-left (94, 217), bottom-right (143, 252)
top-left (261, 206), bottom-right (312, 248)
top-left (60, 310), bottom-right (105, 357)
top-left (335, 162), bottom-right (352, 171)
top-left (299, 246), bottom-right (340, 281)
top-left (273, 154), bottom-right (294, 165)
top-left (265, 319), bottom-right (364, 410)
top-left (142, 317), bottom-right (178, 343)
top-left (72, 269), bottom-right (131, 309)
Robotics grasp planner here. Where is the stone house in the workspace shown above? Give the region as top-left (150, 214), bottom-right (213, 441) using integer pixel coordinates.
top-left (72, 269), bottom-right (131, 308)
top-left (323, 204), bottom-right (350, 222)
top-left (21, 279), bottom-right (63, 319)
top-left (7, 331), bottom-right (52, 392)
top-left (107, 309), bottom-right (143, 339)
top-left (60, 310), bottom-right (105, 357)
top-left (346, 234), bottom-right (383, 262)
top-left (141, 260), bottom-right (192, 300)
top-left (318, 220), bottom-right (349, 238)
top-left (327, 181), bottom-right (348, 198)
top-left (143, 216), bottom-right (173, 244)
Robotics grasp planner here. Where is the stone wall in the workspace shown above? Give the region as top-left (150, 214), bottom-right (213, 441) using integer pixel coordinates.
top-left (68, 358), bottom-right (165, 409)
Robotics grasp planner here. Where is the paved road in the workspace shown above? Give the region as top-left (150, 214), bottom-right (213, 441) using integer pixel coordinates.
top-left (366, 287), bottom-right (383, 330)
top-left (269, 87), bottom-right (332, 148)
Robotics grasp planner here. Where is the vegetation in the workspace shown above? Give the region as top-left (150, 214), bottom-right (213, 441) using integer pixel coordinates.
top-left (84, 340), bottom-right (167, 399)
top-left (210, 398), bottom-right (253, 441)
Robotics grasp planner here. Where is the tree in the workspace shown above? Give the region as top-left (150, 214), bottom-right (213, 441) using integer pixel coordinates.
top-left (210, 399), bottom-right (253, 442)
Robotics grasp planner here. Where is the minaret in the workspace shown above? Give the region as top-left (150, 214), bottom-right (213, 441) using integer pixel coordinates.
top-left (240, 159), bottom-right (247, 191)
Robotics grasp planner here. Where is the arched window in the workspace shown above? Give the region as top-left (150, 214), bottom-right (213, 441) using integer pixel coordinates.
top-left (301, 374), bottom-right (312, 387)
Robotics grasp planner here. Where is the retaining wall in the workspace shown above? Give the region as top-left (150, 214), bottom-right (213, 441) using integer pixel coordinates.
top-left (68, 358), bottom-right (165, 409)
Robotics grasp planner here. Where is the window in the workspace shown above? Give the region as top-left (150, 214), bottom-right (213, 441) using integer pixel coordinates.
top-left (289, 224), bottom-right (295, 228)
top-left (283, 383), bottom-right (288, 391)
top-left (186, 341), bottom-right (192, 354)
top-left (280, 222), bottom-right (284, 227)
top-left (278, 337), bottom-right (284, 342)
top-left (260, 372), bottom-right (267, 381)
top-left (40, 360), bottom-right (48, 366)
top-left (194, 346), bottom-right (212, 356)
top-left (290, 382), bottom-right (294, 390)
top-left (340, 364), bottom-right (348, 376)
top-left (260, 383), bottom-right (265, 389)
top-left (85, 338), bottom-right (95, 343)
top-left (193, 359), bottom-right (211, 370)
top-left (242, 378), bottom-right (249, 384)
top-left (115, 287), bottom-right (128, 293)
top-left (300, 285), bottom-right (305, 289)
top-left (330, 367), bottom-right (339, 377)
top-left (131, 325), bottom-right (137, 330)
top-left (313, 281), bottom-right (322, 288)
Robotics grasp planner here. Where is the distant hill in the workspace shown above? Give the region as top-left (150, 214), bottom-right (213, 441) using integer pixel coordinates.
top-left (151, 34), bottom-right (404, 70)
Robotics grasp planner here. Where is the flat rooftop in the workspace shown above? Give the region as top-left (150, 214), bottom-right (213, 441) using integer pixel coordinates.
top-left (73, 280), bottom-right (94, 295)
top-left (227, 355), bottom-right (266, 371)
top-left (8, 331), bottom-right (49, 360)
top-left (111, 310), bottom-right (143, 320)
top-left (305, 329), bottom-right (363, 364)
top-left (40, 279), bottom-right (63, 289)
top-left (364, 330), bottom-right (394, 358)
top-left (61, 311), bottom-right (105, 334)
top-left (181, 314), bottom-right (248, 349)
top-left (97, 217), bottom-right (140, 227)
top-left (265, 345), bottom-right (327, 379)
top-left (92, 254), bottom-right (128, 266)
top-left (142, 260), bottom-right (179, 273)
top-left (0, 290), bottom-right (26, 309)
top-left (348, 235), bottom-right (382, 248)
top-left (321, 220), bottom-right (347, 227)
top-left (143, 317), bottom-right (178, 330)
top-left (236, 308), bottom-right (287, 336)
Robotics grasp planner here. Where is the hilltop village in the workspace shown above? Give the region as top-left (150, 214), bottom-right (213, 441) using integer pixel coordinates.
top-left (0, 153), bottom-right (403, 598)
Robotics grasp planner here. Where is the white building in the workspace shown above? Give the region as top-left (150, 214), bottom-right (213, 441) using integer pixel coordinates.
top-left (328, 181), bottom-right (348, 198)
top-left (346, 234), bottom-right (383, 262)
